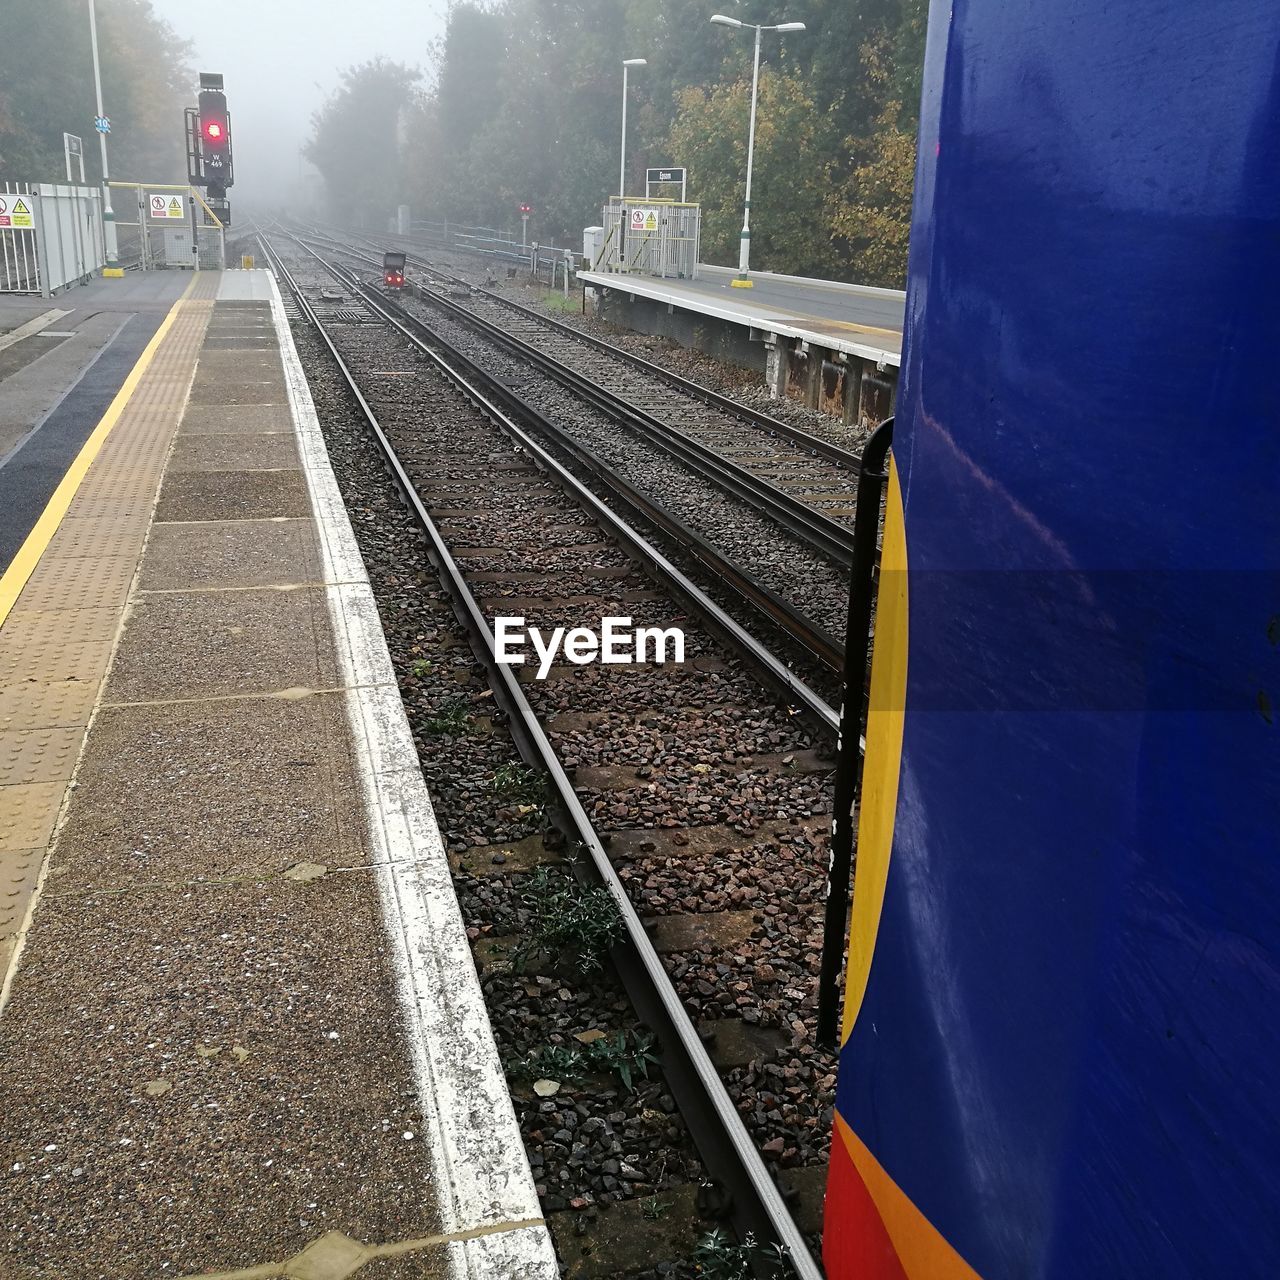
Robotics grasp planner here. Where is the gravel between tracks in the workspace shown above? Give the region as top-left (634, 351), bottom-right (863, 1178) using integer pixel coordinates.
top-left (410, 243), bottom-right (873, 453)
top-left (390, 285), bottom-right (853, 642)
top-left (277, 241), bottom-right (841, 1271)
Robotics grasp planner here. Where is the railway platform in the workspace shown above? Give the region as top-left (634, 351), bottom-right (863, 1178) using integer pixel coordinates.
top-left (576, 263), bottom-right (903, 425)
top-left (0, 270), bottom-right (557, 1279)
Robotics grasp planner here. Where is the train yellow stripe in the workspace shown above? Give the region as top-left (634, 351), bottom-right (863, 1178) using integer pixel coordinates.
top-left (841, 457), bottom-right (910, 1042)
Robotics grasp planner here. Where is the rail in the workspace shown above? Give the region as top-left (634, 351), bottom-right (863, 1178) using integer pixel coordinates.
top-left (360, 226), bottom-right (867, 475)
top-left (258, 226), bottom-right (828, 1279)
top-left (293, 231), bottom-right (848, 673)
top-left (298, 230), bottom-right (859, 570)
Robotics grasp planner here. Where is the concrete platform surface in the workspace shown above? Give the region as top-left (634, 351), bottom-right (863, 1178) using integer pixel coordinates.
top-left (0, 270), bottom-right (556, 1279)
top-left (579, 262), bottom-right (904, 366)
top-left (0, 270), bottom-right (192, 573)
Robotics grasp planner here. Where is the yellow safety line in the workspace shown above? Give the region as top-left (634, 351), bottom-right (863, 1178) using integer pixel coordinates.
top-left (0, 273), bottom-right (201, 630)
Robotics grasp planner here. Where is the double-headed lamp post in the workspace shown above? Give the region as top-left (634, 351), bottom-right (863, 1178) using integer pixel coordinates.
top-left (710, 13), bottom-right (805, 288)
top-left (620, 58), bottom-right (647, 199)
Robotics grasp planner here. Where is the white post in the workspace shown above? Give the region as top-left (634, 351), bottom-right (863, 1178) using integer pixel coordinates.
top-left (619, 59), bottom-right (647, 201)
top-left (620, 63), bottom-right (628, 200)
top-left (137, 186), bottom-right (149, 270)
top-left (711, 15), bottom-right (804, 287)
top-left (87, 0), bottom-right (122, 277)
top-left (735, 23), bottom-right (763, 287)
top-left (614, 62), bottom-right (624, 199)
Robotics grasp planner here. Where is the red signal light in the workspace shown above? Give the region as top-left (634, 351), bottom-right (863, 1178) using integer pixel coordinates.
top-left (204, 121), bottom-right (224, 142)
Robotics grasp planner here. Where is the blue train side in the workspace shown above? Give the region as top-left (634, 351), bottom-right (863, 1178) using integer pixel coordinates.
top-left (825, 1), bottom-right (1280, 1275)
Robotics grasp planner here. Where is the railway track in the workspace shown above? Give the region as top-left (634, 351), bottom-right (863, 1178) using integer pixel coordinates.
top-left (260, 229), bottom-right (835, 1277)
top-left (288, 229), bottom-right (851, 684)
top-left (329, 225), bottom-right (869, 457)
top-left (298, 227), bottom-right (862, 562)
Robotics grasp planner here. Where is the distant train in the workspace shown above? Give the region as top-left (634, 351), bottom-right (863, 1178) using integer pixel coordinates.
top-left (382, 250), bottom-right (406, 290)
top-left (824, 0), bottom-right (1280, 1276)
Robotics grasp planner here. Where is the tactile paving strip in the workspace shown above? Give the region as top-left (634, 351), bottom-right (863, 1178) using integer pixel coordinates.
top-left (0, 727), bottom-right (85, 784)
top-left (41, 515), bottom-right (151, 559)
top-left (0, 607), bottom-right (126, 648)
top-left (0, 847), bottom-right (43, 975)
top-left (0, 636), bottom-right (113, 688)
top-left (0, 682), bottom-right (103, 736)
top-left (0, 784), bottom-right (64, 853)
top-left (12, 555), bottom-right (138, 612)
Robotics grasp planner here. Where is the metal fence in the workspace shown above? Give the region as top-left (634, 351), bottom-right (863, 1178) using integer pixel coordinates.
top-left (0, 183), bottom-right (39, 292)
top-left (406, 217), bottom-right (578, 272)
top-left (109, 182), bottom-right (225, 272)
top-left (595, 200), bottom-right (700, 279)
top-left (410, 217), bottom-right (517, 246)
top-left (0, 182), bottom-right (105, 296)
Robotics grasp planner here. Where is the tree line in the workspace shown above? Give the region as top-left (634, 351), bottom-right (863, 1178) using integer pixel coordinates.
top-left (0, 0), bottom-right (191, 185)
top-left (307, 0), bottom-right (925, 287)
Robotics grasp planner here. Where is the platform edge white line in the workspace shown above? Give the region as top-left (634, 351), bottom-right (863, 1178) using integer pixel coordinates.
top-left (265, 271), bottom-right (559, 1279)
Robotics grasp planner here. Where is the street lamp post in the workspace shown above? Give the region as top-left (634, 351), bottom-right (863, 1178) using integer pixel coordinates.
top-left (87, 0), bottom-right (123, 277)
top-left (619, 58), bottom-right (647, 199)
top-left (710, 14), bottom-right (805, 288)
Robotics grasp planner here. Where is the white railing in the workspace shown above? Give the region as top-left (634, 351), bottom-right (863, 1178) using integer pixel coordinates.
top-left (0, 181), bottom-right (105, 295)
top-left (1, 182), bottom-right (41, 293)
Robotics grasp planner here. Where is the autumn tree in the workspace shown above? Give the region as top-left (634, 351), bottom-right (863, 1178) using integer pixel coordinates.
top-left (669, 70), bottom-right (832, 277)
top-left (306, 61), bottom-right (422, 229)
top-left (312, 0), bottom-right (930, 279)
top-left (825, 0), bottom-right (925, 284)
top-left (0, 0), bottom-right (191, 183)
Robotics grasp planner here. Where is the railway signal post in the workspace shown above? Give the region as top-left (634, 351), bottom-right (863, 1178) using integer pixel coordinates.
top-left (189, 71), bottom-right (235, 227)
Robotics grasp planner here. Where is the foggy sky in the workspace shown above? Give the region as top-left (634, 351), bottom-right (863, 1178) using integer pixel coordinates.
top-left (148, 0), bottom-right (446, 205)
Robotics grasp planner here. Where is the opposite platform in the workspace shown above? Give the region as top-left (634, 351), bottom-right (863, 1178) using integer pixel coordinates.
top-left (0, 270), bottom-right (557, 1279)
top-left (578, 263), bottom-right (904, 367)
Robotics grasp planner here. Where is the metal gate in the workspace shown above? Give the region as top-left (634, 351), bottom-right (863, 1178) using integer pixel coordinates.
top-left (597, 199), bottom-right (700, 279)
top-left (109, 182), bottom-right (225, 271)
top-left (0, 182), bottom-right (104, 295)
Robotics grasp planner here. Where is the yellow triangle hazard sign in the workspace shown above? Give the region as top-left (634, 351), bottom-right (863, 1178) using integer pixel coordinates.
top-left (644, 212), bottom-right (658, 230)
top-left (12, 199), bottom-right (28, 214)
top-left (168, 197), bottom-right (182, 214)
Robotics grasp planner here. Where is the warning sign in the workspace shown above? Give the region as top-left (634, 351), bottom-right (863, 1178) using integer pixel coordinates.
top-left (629, 207), bottom-right (661, 232)
top-left (149, 193), bottom-right (185, 220)
top-left (0, 195), bottom-right (34, 228)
